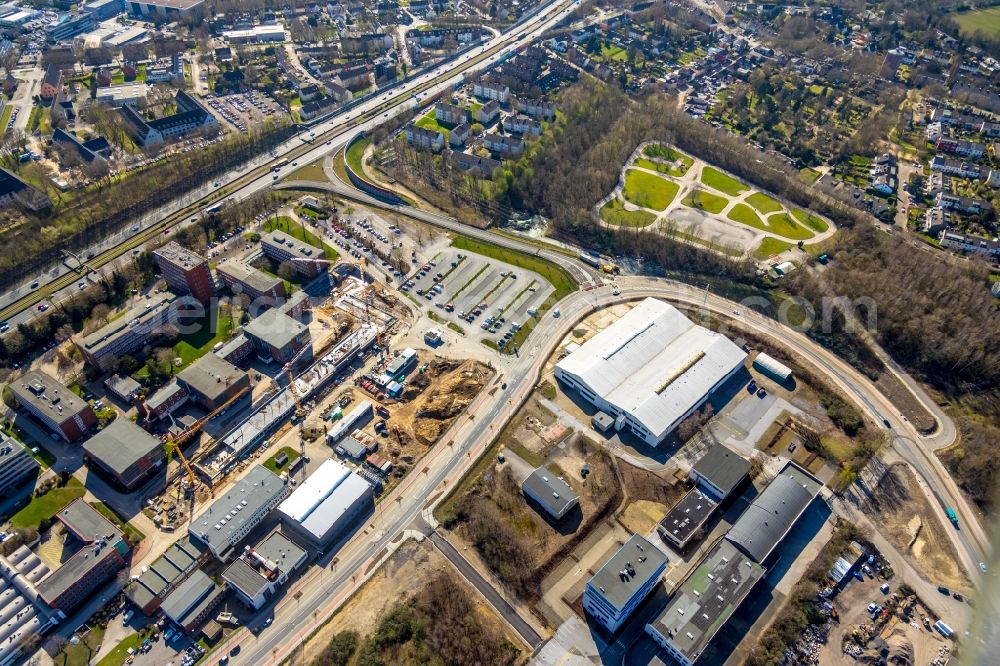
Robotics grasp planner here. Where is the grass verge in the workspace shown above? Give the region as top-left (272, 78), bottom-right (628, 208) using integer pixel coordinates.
top-left (600, 198), bottom-right (657, 227)
top-left (755, 237), bottom-right (794, 259)
top-left (11, 477), bottom-right (85, 530)
top-left (681, 189), bottom-right (728, 214)
top-left (263, 446), bottom-right (301, 473)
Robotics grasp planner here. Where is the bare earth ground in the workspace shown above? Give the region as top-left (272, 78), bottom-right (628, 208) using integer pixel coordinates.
top-left (296, 538), bottom-right (528, 665)
top-left (872, 371), bottom-right (937, 434)
top-left (861, 464), bottom-right (970, 592)
top-left (619, 499), bottom-right (668, 535)
top-left (819, 572), bottom-right (950, 666)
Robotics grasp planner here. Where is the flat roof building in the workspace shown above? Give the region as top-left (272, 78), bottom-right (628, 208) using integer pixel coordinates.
top-left (176, 354), bottom-right (249, 411)
top-left (104, 374), bottom-right (141, 403)
top-left (261, 231), bottom-right (326, 278)
top-left (127, 0), bottom-right (205, 20)
top-left (0, 434), bottom-right (39, 497)
top-left (0, 545), bottom-right (59, 665)
top-left (76, 292), bottom-right (195, 371)
top-left (37, 500), bottom-right (130, 614)
top-left (82, 418), bottom-right (165, 491)
top-left (94, 82), bottom-right (147, 107)
top-left (160, 569), bottom-right (225, 633)
top-left (243, 307), bottom-right (312, 365)
top-left (725, 462), bottom-right (821, 564)
top-left (153, 242), bottom-right (214, 304)
top-left (222, 529), bottom-right (306, 610)
top-left (690, 445), bottom-right (751, 502)
top-left (189, 466), bottom-right (289, 561)
top-left (125, 535), bottom-right (205, 614)
top-left (277, 458), bottom-right (373, 548)
top-left (8, 370), bottom-right (97, 442)
top-left (645, 540), bottom-right (765, 666)
top-left (521, 465), bottom-right (580, 520)
top-left (216, 258), bottom-right (286, 305)
top-left (555, 298), bottom-right (746, 446)
top-left (657, 489), bottom-right (718, 552)
top-left (583, 535), bottom-right (667, 633)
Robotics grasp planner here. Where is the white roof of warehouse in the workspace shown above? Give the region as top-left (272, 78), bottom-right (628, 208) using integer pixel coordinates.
top-left (556, 298), bottom-right (746, 440)
top-left (277, 459), bottom-right (371, 539)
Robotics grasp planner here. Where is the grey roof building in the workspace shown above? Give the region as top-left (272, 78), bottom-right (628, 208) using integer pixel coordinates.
top-left (222, 529), bottom-right (307, 610)
top-left (175, 353), bottom-right (250, 410)
top-left (8, 370), bottom-right (97, 442)
top-left (657, 488), bottom-right (717, 552)
top-left (521, 465), bottom-right (580, 520)
top-left (582, 535), bottom-right (668, 633)
top-left (104, 374), bottom-right (142, 403)
top-left (645, 540), bottom-right (764, 666)
top-left (160, 569), bottom-right (226, 633)
top-left (82, 418), bottom-right (165, 491)
top-left (125, 535), bottom-right (205, 614)
top-left (189, 466), bottom-right (289, 560)
top-left (216, 259), bottom-right (286, 304)
top-left (725, 462), bottom-right (821, 564)
top-left (690, 445), bottom-right (751, 502)
top-left (0, 434), bottom-right (39, 496)
top-left (243, 307), bottom-right (311, 365)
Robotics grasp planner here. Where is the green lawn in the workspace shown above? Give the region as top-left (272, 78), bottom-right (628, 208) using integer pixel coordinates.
top-left (727, 203), bottom-right (766, 230)
top-left (681, 189), bottom-right (728, 214)
top-left (768, 213), bottom-right (814, 240)
top-left (172, 311), bottom-right (234, 368)
top-left (96, 632), bottom-right (142, 666)
top-left (91, 501), bottom-right (145, 545)
top-left (11, 477), bottom-right (85, 530)
top-left (746, 192), bottom-right (783, 214)
top-left (288, 160), bottom-right (329, 182)
top-left (642, 145), bottom-right (694, 175)
top-left (601, 44), bottom-right (627, 61)
top-left (346, 136), bottom-right (371, 177)
top-left (0, 105), bottom-right (12, 134)
top-left (800, 167), bottom-right (821, 183)
top-left (792, 209), bottom-right (829, 232)
top-left (951, 6), bottom-right (1000, 37)
top-left (56, 625), bottom-right (105, 666)
top-left (415, 110), bottom-right (450, 142)
top-left (601, 198), bottom-right (657, 227)
top-left (264, 446), bottom-right (301, 473)
top-left (622, 169), bottom-right (679, 211)
top-left (701, 166), bottom-right (747, 196)
top-left (755, 237), bottom-right (794, 259)
top-left (264, 215), bottom-right (339, 260)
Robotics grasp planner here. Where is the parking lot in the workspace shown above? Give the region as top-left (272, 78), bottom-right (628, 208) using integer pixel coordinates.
top-left (400, 249), bottom-right (554, 350)
top-left (205, 91), bottom-right (281, 133)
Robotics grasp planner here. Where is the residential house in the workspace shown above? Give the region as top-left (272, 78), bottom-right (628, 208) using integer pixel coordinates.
top-left (475, 99), bottom-right (499, 124)
top-left (472, 78), bottom-right (509, 103)
top-left (404, 124), bottom-right (444, 151)
top-left (506, 114), bottom-right (541, 136)
top-left (929, 156), bottom-right (980, 179)
top-left (923, 206), bottom-right (952, 234)
top-left (516, 96), bottom-right (556, 120)
top-left (449, 122), bottom-right (470, 147)
top-left (435, 102), bottom-right (467, 126)
top-left (939, 230), bottom-right (1000, 256)
top-left (483, 132), bottom-right (524, 157)
top-left (0, 168), bottom-right (52, 211)
top-left (448, 150), bottom-right (500, 177)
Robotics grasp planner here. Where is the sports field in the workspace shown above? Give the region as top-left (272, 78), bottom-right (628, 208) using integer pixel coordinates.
top-left (950, 7), bottom-right (1000, 37)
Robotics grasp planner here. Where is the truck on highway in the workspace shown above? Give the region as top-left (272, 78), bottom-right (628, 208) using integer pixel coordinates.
top-left (946, 507), bottom-right (959, 527)
top-left (578, 253), bottom-right (619, 274)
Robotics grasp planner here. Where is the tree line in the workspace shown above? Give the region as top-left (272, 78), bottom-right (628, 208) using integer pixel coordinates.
top-left (0, 120), bottom-right (295, 287)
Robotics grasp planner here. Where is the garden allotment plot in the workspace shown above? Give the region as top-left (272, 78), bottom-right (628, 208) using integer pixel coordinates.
top-left (599, 143), bottom-right (836, 257)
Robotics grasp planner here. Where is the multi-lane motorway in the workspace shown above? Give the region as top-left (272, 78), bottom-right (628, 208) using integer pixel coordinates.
top-left (0, 0), bottom-right (581, 328)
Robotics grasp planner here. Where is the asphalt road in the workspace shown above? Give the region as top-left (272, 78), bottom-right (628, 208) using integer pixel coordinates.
top-left (220, 267), bottom-right (990, 665)
top-left (0, 0), bottom-right (582, 327)
top-left (429, 530), bottom-right (543, 649)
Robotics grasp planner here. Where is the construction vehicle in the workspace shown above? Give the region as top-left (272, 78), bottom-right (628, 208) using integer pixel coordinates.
top-left (164, 386), bottom-right (250, 496)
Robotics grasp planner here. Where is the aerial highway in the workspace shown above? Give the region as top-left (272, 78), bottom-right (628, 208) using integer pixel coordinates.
top-left (0, 0), bottom-right (581, 327)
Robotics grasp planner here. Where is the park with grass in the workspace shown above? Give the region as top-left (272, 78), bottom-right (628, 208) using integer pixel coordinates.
top-left (950, 6), bottom-right (1000, 38)
top-left (599, 142), bottom-right (836, 259)
top-left (622, 169), bottom-right (679, 211)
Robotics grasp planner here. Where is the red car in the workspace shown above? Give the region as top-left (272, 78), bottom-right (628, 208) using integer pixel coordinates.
top-left (37, 303), bottom-right (48, 312)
